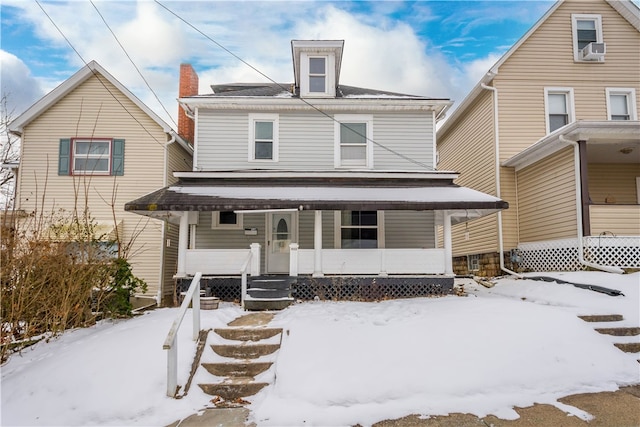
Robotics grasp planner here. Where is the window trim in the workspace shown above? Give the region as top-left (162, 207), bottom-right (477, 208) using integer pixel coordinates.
top-left (467, 254), bottom-right (480, 272)
top-left (544, 88), bottom-right (575, 134)
top-left (212, 211), bottom-right (243, 230)
top-left (248, 113), bottom-right (279, 162)
top-left (300, 52), bottom-right (336, 98)
top-left (571, 14), bottom-right (603, 62)
top-left (334, 114), bottom-right (374, 169)
top-left (605, 88), bottom-right (637, 121)
top-left (71, 138), bottom-right (112, 175)
top-left (334, 210), bottom-right (385, 249)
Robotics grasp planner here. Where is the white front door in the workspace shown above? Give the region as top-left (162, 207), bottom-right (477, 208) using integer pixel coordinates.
top-left (266, 212), bottom-right (297, 273)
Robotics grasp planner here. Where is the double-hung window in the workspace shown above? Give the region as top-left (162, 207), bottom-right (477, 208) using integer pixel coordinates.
top-left (309, 57), bottom-right (326, 93)
top-left (334, 114), bottom-right (373, 168)
top-left (58, 138), bottom-right (124, 176)
top-left (74, 140), bottom-right (111, 174)
top-left (336, 211), bottom-right (383, 249)
top-left (606, 88), bottom-right (637, 121)
top-left (248, 114), bottom-right (278, 162)
top-left (299, 52), bottom-right (336, 97)
top-left (571, 14), bottom-right (603, 61)
top-left (544, 88), bottom-right (574, 133)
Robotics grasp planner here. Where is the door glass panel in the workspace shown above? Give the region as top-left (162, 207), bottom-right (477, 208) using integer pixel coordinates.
top-left (271, 214), bottom-right (291, 253)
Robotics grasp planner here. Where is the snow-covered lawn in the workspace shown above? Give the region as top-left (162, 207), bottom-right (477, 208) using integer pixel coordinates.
top-left (1, 272), bottom-right (639, 426)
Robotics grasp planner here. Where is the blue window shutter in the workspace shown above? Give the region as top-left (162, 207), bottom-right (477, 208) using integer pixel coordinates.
top-left (58, 138), bottom-right (71, 175)
top-left (112, 139), bottom-right (125, 176)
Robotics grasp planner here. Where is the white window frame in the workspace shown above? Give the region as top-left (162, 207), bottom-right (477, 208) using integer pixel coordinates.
top-left (300, 52), bottom-right (336, 97)
top-left (605, 88), bottom-right (637, 121)
top-left (571, 14), bottom-right (603, 62)
top-left (212, 211), bottom-right (243, 230)
top-left (334, 210), bottom-right (385, 249)
top-left (72, 138), bottom-right (112, 175)
top-left (467, 254), bottom-right (480, 272)
top-left (334, 114), bottom-right (374, 169)
top-left (248, 113), bottom-right (279, 162)
top-left (544, 88), bottom-right (575, 134)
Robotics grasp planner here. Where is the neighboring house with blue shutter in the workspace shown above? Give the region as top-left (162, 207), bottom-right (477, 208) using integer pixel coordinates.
top-left (125, 40), bottom-right (507, 305)
top-left (437, 0), bottom-right (640, 276)
top-left (8, 61), bottom-right (193, 305)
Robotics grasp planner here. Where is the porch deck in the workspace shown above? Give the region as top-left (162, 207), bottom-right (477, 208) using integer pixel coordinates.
top-left (176, 275), bottom-right (454, 303)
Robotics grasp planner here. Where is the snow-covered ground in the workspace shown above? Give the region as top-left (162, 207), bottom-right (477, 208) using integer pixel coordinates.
top-left (1, 272), bottom-right (639, 426)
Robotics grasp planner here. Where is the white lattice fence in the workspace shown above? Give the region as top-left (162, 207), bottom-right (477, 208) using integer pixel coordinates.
top-left (518, 236), bottom-right (640, 271)
top-left (584, 236), bottom-right (640, 268)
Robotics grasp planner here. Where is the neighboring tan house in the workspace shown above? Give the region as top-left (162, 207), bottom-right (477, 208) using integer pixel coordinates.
top-left (8, 61), bottom-right (193, 305)
top-left (437, 0), bottom-right (640, 276)
top-left (126, 40), bottom-right (507, 306)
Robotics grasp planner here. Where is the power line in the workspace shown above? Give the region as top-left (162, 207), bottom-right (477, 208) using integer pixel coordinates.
top-left (89, 0), bottom-right (178, 129)
top-left (34, 0), bottom-right (190, 169)
top-left (153, 0), bottom-right (434, 171)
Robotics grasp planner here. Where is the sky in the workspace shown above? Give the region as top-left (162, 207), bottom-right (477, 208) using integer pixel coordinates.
top-left (2, 271), bottom-right (639, 426)
top-left (0, 0), bottom-right (561, 126)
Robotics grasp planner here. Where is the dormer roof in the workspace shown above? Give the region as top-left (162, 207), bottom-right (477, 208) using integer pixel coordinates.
top-left (291, 40), bottom-right (344, 97)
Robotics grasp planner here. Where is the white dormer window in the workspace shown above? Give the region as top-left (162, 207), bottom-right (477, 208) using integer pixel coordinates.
top-left (300, 52), bottom-right (336, 97)
top-left (571, 14), bottom-right (604, 62)
top-left (309, 57), bottom-right (326, 93)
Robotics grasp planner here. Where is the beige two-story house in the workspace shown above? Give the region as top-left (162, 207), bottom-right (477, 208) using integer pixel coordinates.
top-left (8, 61), bottom-right (193, 304)
top-left (437, 0), bottom-right (640, 275)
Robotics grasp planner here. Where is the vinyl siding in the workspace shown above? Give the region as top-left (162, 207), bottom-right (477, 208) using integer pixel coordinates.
top-left (590, 205), bottom-right (640, 235)
top-left (384, 211), bottom-right (435, 248)
top-left (166, 140), bottom-right (192, 185)
top-left (517, 147), bottom-right (578, 242)
top-left (196, 110), bottom-right (434, 171)
top-left (588, 163), bottom-right (640, 205)
top-left (496, 0), bottom-right (640, 160)
top-left (16, 74), bottom-right (169, 296)
top-left (438, 89), bottom-right (500, 254)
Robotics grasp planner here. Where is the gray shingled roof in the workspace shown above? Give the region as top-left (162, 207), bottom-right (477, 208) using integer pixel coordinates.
top-left (204, 83), bottom-right (446, 100)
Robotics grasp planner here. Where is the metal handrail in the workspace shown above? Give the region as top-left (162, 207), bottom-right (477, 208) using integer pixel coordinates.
top-left (163, 271), bottom-right (202, 397)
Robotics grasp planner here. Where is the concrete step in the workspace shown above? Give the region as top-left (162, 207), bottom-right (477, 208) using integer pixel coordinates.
top-left (578, 314), bottom-right (624, 322)
top-left (215, 327), bottom-right (282, 341)
top-left (198, 377), bottom-right (268, 399)
top-left (247, 288), bottom-right (291, 299)
top-left (202, 361), bottom-right (273, 377)
top-left (211, 343), bottom-right (280, 359)
top-left (244, 298), bottom-right (294, 311)
top-left (249, 276), bottom-right (297, 289)
top-left (596, 327), bottom-right (640, 336)
top-left (614, 343), bottom-right (640, 353)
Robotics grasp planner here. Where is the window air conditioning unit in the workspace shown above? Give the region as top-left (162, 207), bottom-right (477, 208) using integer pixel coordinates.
top-left (581, 42), bottom-right (606, 60)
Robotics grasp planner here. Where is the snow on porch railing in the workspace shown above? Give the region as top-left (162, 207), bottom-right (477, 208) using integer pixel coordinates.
top-left (163, 271), bottom-right (202, 398)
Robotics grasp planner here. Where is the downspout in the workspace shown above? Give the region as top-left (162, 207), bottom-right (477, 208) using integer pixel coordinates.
top-left (558, 135), bottom-right (624, 274)
top-left (481, 83), bottom-right (522, 278)
top-left (155, 133), bottom-right (176, 306)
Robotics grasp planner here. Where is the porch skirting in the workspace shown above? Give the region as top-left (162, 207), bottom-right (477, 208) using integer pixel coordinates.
top-left (176, 275), bottom-right (454, 303)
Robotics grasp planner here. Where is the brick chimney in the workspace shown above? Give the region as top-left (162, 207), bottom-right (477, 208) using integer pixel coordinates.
top-left (178, 63), bottom-right (199, 145)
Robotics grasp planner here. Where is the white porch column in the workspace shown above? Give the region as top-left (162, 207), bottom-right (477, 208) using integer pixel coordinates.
top-left (443, 211), bottom-right (454, 275)
top-left (176, 212), bottom-right (189, 277)
top-left (289, 243), bottom-right (299, 277)
top-left (250, 243), bottom-right (261, 276)
top-left (313, 210), bottom-right (324, 277)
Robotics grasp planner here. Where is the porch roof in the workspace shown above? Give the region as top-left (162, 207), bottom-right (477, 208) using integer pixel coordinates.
top-left (125, 173), bottom-right (507, 221)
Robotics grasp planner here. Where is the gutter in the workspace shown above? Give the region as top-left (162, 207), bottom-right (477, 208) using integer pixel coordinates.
top-left (480, 83), bottom-right (522, 278)
top-left (558, 135), bottom-right (624, 274)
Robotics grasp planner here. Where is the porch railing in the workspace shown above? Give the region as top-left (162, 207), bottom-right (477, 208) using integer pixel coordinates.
top-left (163, 271), bottom-right (202, 398)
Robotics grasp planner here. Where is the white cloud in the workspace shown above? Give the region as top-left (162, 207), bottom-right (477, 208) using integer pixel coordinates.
top-left (0, 50), bottom-right (45, 116)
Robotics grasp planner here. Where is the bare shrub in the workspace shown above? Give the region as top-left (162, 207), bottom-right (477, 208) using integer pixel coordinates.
top-left (0, 207), bottom-right (146, 364)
